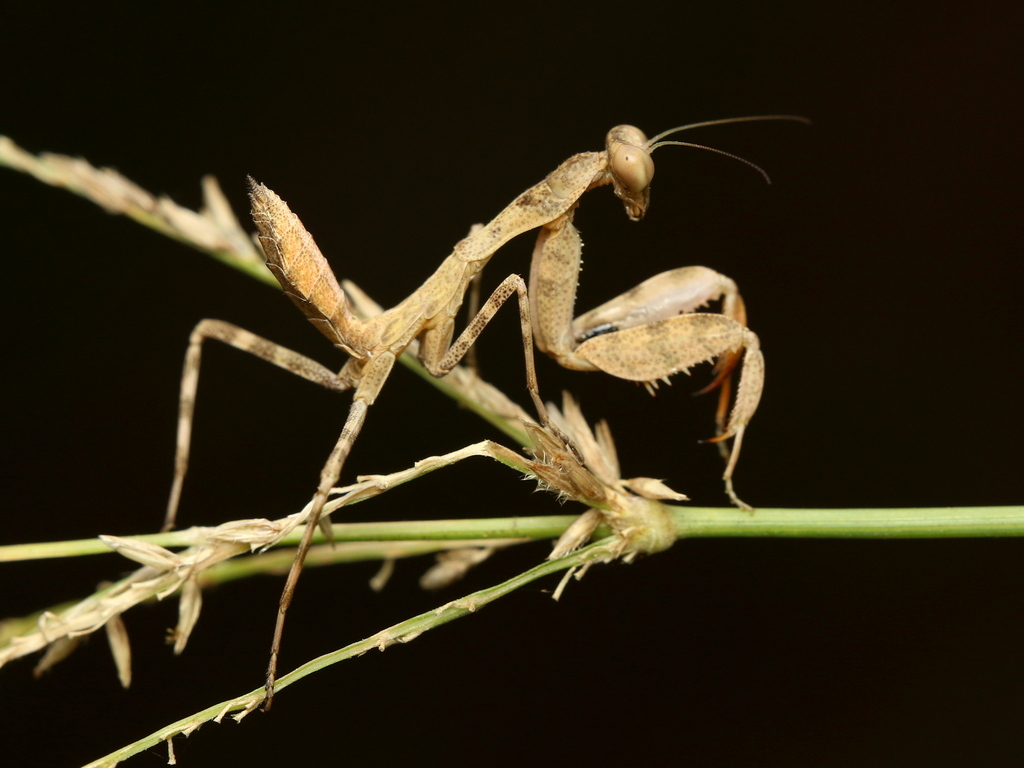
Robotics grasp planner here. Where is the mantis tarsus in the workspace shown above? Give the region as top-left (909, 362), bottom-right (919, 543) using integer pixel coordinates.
top-left (163, 116), bottom-right (805, 706)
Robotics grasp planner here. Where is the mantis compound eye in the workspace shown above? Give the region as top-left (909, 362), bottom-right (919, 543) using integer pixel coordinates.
top-left (607, 125), bottom-right (655, 195)
top-left (606, 125), bottom-right (655, 220)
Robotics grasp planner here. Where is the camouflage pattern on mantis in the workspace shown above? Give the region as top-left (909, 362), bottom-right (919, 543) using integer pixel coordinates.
top-left (162, 117), bottom-right (805, 705)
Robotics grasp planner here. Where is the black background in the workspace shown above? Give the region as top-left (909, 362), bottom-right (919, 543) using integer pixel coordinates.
top-left (2, 2), bottom-right (1022, 766)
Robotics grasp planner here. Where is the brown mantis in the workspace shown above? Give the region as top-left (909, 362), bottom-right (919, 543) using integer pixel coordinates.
top-left (162, 116), bottom-right (804, 706)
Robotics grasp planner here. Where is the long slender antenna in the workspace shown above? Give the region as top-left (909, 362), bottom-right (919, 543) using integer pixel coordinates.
top-left (647, 115), bottom-right (810, 146)
top-left (644, 115), bottom-right (809, 183)
top-left (651, 141), bottom-right (773, 184)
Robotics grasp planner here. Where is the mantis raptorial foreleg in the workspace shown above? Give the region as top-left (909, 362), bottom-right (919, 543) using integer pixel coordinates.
top-left (532, 214), bottom-right (763, 508)
top-left (164, 117), bottom-right (801, 706)
top-left (576, 266), bottom-right (762, 500)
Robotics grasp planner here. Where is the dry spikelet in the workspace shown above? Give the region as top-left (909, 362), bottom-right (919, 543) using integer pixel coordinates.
top-left (104, 614), bottom-right (132, 688)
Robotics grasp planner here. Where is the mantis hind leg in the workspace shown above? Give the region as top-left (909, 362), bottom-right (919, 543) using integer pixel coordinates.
top-left (165, 319), bottom-right (350, 532)
top-left (264, 351), bottom-right (395, 709)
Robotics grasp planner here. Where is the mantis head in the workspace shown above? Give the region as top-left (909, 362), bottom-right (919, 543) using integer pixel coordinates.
top-left (605, 115), bottom-right (810, 221)
top-left (606, 125), bottom-right (655, 221)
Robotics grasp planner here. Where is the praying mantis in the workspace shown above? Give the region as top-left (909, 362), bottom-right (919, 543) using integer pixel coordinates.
top-left (162, 116), bottom-right (805, 706)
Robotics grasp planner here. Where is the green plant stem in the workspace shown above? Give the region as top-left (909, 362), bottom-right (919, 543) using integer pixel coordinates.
top-left (674, 505), bottom-right (1024, 537)
top-left (4, 506), bottom-right (1021, 564)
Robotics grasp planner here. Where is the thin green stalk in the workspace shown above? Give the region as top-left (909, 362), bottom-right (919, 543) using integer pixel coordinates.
top-left (3, 506), bottom-right (1022, 564)
top-left (673, 504), bottom-right (1024, 537)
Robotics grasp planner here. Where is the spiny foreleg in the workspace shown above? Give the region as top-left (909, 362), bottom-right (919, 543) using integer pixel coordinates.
top-left (717, 335), bottom-right (763, 510)
top-left (571, 265), bottom-right (750, 459)
top-left (573, 313), bottom-right (763, 510)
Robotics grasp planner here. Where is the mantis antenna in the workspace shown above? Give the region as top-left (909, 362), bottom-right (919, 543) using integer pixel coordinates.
top-left (648, 115), bottom-right (811, 184)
